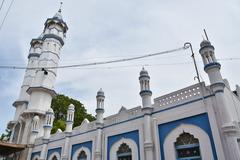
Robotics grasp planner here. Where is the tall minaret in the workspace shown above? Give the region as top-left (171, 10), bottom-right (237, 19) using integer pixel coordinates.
top-left (8, 37), bottom-right (42, 143)
top-left (199, 40), bottom-right (240, 160)
top-left (9, 9), bottom-right (68, 149)
top-left (95, 88), bottom-right (105, 160)
top-left (139, 68), bottom-right (154, 160)
top-left (25, 8), bottom-right (68, 140)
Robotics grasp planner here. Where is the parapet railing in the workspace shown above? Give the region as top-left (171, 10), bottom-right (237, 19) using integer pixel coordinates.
top-left (154, 82), bottom-right (205, 108)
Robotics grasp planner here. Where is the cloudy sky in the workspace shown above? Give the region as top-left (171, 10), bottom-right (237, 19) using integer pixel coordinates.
top-left (0, 0), bottom-right (239, 134)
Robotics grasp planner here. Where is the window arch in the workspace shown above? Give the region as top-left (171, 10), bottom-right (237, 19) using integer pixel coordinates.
top-left (72, 147), bottom-right (91, 160)
top-left (77, 150), bottom-right (87, 160)
top-left (110, 138), bottom-right (138, 160)
top-left (32, 155), bottom-right (40, 160)
top-left (51, 155), bottom-right (58, 160)
top-left (175, 132), bottom-right (201, 159)
top-left (117, 143), bottom-right (132, 160)
top-left (48, 152), bottom-right (61, 160)
top-left (163, 124), bottom-right (214, 160)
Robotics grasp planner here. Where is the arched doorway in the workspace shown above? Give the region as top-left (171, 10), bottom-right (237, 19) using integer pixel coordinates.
top-left (175, 132), bottom-right (201, 160)
top-left (117, 143), bottom-right (132, 160)
top-left (77, 150), bottom-right (87, 160)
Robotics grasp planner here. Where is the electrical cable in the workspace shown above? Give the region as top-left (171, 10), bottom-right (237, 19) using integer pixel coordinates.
top-left (0, 0), bottom-right (15, 31)
top-left (0, 0), bottom-right (5, 12)
top-left (0, 45), bottom-right (188, 70)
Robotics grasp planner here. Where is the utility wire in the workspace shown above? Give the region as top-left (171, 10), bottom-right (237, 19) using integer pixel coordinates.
top-left (0, 0), bottom-right (15, 31)
top-left (0, 0), bottom-right (5, 12)
top-left (0, 46), bottom-right (187, 70)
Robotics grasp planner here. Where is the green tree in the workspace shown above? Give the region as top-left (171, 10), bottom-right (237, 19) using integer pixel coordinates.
top-left (51, 94), bottom-right (95, 134)
top-left (0, 129), bottom-right (11, 141)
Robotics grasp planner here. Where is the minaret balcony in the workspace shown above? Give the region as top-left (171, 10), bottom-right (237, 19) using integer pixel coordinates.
top-left (42, 33), bottom-right (64, 46)
top-left (140, 90), bottom-right (152, 96)
top-left (204, 62), bottom-right (221, 72)
top-left (26, 86), bottom-right (57, 98)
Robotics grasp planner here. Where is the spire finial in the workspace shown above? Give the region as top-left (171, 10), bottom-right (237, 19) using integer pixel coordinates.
top-left (203, 29), bottom-right (209, 41)
top-left (59, 2), bottom-right (63, 13)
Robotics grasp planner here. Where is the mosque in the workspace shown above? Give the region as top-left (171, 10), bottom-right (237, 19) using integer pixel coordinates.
top-left (3, 8), bottom-right (240, 160)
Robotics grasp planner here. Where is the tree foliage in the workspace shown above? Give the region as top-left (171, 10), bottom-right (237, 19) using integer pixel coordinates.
top-left (51, 94), bottom-right (95, 134)
top-left (0, 129), bottom-right (11, 141)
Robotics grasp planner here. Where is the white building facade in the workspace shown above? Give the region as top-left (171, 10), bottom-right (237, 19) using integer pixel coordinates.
top-left (7, 10), bottom-right (240, 160)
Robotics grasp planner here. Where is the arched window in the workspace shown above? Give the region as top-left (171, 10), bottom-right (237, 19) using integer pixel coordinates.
top-left (175, 132), bottom-right (201, 160)
top-left (77, 150), bottom-right (87, 160)
top-left (117, 143), bottom-right (132, 160)
top-left (52, 155), bottom-right (58, 160)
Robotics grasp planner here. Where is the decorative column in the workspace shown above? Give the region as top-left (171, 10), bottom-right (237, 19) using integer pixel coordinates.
top-left (199, 40), bottom-right (240, 160)
top-left (40, 109), bottom-right (54, 160)
top-left (62, 104), bottom-right (75, 160)
top-left (139, 68), bottom-right (154, 160)
top-left (95, 88), bottom-right (105, 160)
top-left (27, 115), bottom-right (40, 160)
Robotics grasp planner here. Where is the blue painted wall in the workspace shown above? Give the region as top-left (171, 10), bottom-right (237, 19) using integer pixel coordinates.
top-left (71, 141), bottom-right (92, 160)
top-left (46, 147), bottom-right (62, 160)
top-left (158, 113), bottom-right (218, 160)
top-left (31, 151), bottom-right (40, 160)
top-left (107, 130), bottom-right (140, 160)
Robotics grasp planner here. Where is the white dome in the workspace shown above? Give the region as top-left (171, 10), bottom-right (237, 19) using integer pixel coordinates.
top-left (140, 67), bottom-right (149, 76)
top-left (47, 108), bottom-right (54, 113)
top-left (97, 88), bottom-right (105, 96)
top-left (33, 115), bottom-right (39, 121)
top-left (68, 104), bottom-right (75, 110)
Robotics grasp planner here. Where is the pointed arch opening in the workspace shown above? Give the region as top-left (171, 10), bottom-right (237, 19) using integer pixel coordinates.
top-left (163, 124), bottom-right (214, 160)
top-left (77, 150), bottom-right (87, 160)
top-left (175, 132), bottom-right (201, 159)
top-left (117, 143), bottom-right (132, 160)
top-left (72, 147), bottom-right (91, 160)
top-left (51, 155), bottom-right (58, 160)
top-left (110, 138), bottom-right (138, 160)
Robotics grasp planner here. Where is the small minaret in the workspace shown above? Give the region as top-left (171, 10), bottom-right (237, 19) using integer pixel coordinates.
top-left (96, 88), bottom-right (105, 125)
top-left (95, 88), bottom-right (105, 160)
top-left (62, 104), bottom-right (75, 160)
top-left (65, 104), bottom-right (75, 132)
top-left (199, 40), bottom-right (240, 160)
top-left (40, 109), bottom-right (54, 160)
top-left (29, 115), bottom-right (40, 144)
top-left (199, 40), bottom-right (231, 123)
top-left (27, 115), bottom-right (40, 160)
top-left (139, 68), bottom-right (152, 108)
top-left (43, 108), bottom-right (54, 139)
top-left (139, 68), bottom-right (154, 160)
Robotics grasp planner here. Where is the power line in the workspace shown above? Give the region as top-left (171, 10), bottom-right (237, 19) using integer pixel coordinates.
top-left (0, 46), bottom-right (187, 70)
top-left (0, 0), bottom-right (15, 31)
top-left (0, 0), bottom-right (5, 12)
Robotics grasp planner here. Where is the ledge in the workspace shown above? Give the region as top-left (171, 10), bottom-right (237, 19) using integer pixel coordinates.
top-left (140, 90), bottom-right (152, 96)
top-left (26, 86), bottom-right (57, 97)
top-left (204, 62), bottom-right (221, 72)
top-left (28, 53), bottom-right (40, 59)
top-left (42, 33), bottom-right (64, 46)
top-left (199, 44), bottom-right (215, 53)
top-left (12, 100), bottom-right (28, 107)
